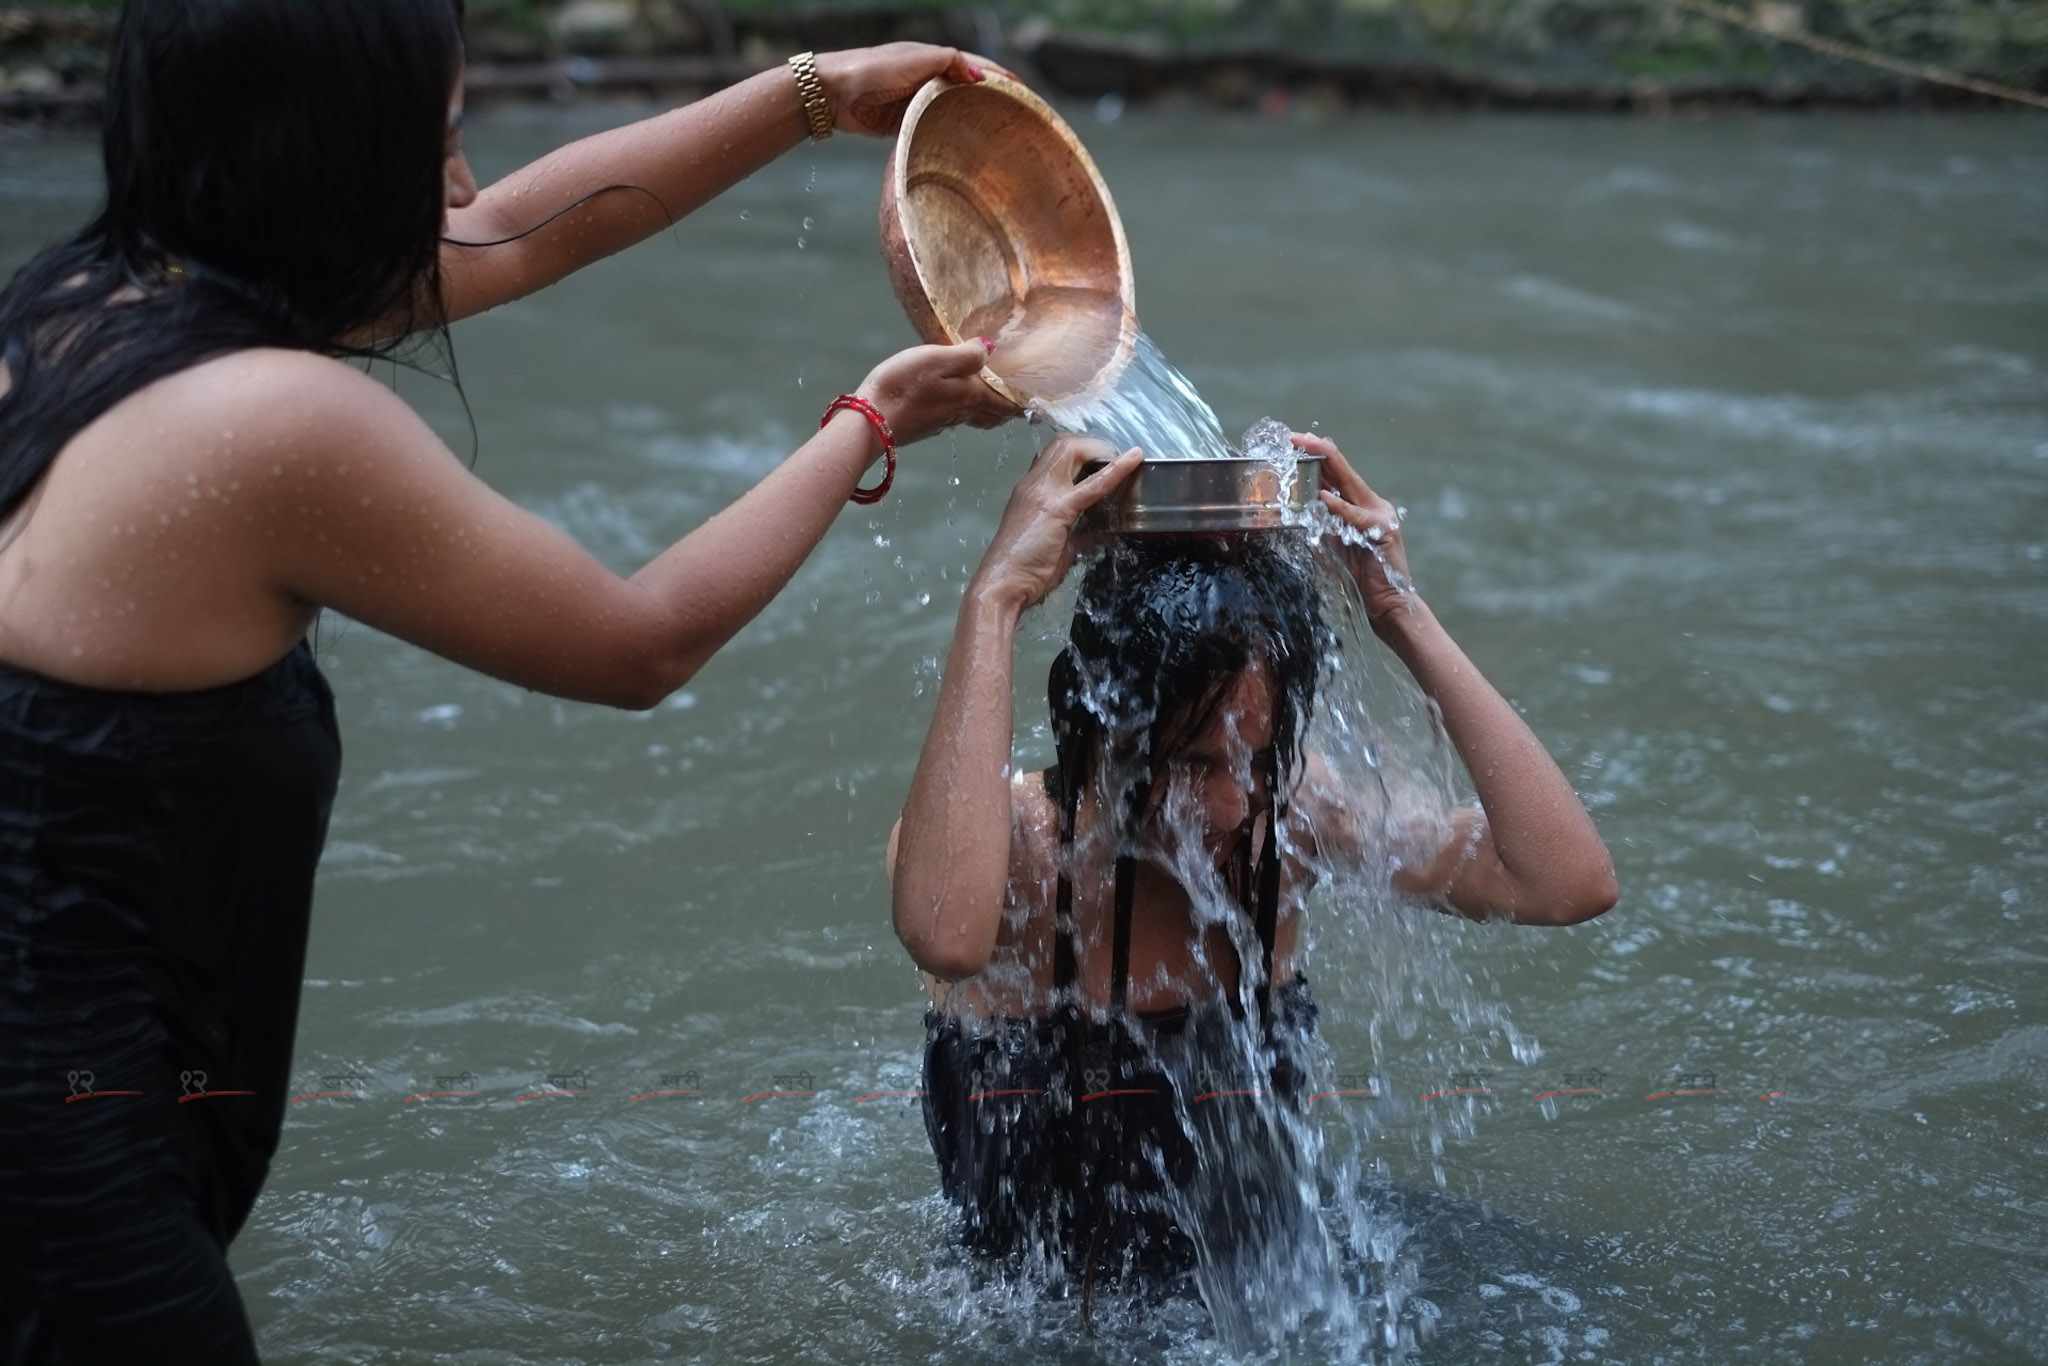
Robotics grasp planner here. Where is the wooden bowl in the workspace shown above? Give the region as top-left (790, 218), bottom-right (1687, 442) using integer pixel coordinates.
top-left (880, 71), bottom-right (1137, 411)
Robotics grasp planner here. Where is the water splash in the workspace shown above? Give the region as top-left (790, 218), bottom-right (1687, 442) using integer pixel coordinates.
top-left (922, 528), bottom-right (1539, 1362)
top-left (920, 313), bottom-right (1565, 1355)
top-left (1242, 413), bottom-right (1309, 517)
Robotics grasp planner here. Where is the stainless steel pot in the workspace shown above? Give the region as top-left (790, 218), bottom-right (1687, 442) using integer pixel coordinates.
top-left (1076, 455), bottom-right (1323, 536)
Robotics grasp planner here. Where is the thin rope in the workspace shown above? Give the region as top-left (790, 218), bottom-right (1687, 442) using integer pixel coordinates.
top-left (1673, 0), bottom-right (2048, 111)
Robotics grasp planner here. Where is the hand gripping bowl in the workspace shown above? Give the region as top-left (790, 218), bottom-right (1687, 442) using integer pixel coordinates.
top-left (879, 70), bottom-right (1136, 413)
top-left (879, 72), bottom-right (1323, 535)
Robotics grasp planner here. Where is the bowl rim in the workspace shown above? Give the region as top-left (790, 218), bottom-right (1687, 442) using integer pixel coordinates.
top-left (1078, 453), bottom-right (1326, 478)
top-left (886, 71), bottom-right (1138, 411)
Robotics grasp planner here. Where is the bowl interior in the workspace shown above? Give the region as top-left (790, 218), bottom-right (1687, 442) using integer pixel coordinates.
top-left (895, 76), bottom-right (1134, 407)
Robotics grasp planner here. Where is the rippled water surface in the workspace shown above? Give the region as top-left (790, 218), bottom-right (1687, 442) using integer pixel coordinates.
top-left (3, 106), bottom-right (2044, 1362)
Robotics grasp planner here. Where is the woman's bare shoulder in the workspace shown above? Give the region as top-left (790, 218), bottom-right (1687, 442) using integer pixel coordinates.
top-left (137, 348), bottom-right (424, 447)
top-left (74, 348), bottom-right (463, 518)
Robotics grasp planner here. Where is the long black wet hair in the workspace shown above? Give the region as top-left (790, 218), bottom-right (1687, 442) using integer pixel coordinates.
top-left (1045, 534), bottom-right (1330, 1015)
top-left (0, 0), bottom-right (466, 523)
top-left (1049, 535), bottom-right (1328, 847)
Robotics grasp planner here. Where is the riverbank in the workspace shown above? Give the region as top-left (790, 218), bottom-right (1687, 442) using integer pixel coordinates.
top-left (2, 0), bottom-right (2043, 122)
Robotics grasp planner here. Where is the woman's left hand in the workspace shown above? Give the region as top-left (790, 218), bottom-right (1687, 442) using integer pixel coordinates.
top-left (1294, 431), bottom-right (1414, 632)
top-left (815, 44), bottom-right (990, 137)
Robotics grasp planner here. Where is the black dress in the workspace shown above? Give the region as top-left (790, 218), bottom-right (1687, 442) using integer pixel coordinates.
top-left (0, 643), bottom-right (341, 1364)
top-left (920, 771), bottom-right (1322, 1286)
top-left (921, 975), bottom-right (1319, 1282)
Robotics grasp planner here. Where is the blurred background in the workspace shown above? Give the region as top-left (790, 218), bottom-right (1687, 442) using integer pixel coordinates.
top-left (4, 0), bottom-right (2046, 117)
top-left (2, 2), bottom-right (2045, 1363)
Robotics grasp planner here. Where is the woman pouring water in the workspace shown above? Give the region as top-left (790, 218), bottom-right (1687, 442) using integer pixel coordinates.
top-left (888, 432), bottom-right (1617, 1298)
top-left (0, 2), bottom-right (1014, 1359)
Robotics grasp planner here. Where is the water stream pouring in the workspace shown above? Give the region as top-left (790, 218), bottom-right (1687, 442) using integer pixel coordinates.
top-left (880, 70), bottom-right (1320, 534)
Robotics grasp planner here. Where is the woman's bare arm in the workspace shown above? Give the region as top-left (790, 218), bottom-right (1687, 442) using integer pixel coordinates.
top-left (1298, 432), bottom-right (1617, 926)
top-left (183, 342), bottom-right (997, 706)
top-left (1377, 599), bottom-right (1617, 923)
top-left (889, 590), bottom-right (1028, 980)
top-left (889, 436), bottom-right (1140, 979)
top-left (439, 45), bottom-right (982, 323)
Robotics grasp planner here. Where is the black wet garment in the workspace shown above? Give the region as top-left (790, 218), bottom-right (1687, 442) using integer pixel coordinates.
top-left (0, 643), bottom-right (340, 1365)
top-left (920, 757), bottom-right (1320, 1282)
top-left (920, 975), bottom-right (1318, 1280)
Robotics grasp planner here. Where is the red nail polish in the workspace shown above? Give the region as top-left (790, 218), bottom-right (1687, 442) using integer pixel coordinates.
top-left (978, 336), bottom-right (996, 354)
top-left (968, 63), bottom-right (987, 80)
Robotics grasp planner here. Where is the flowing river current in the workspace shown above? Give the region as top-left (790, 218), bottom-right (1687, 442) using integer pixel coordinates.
top-left (2, 107), bottom-right (2043, 1362)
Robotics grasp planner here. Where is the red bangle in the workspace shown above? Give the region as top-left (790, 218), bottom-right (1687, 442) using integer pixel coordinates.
top-left (821, 394), bottom-right (896, 505)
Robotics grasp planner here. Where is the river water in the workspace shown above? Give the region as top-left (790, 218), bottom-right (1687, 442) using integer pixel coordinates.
top-left (2, 105), bottom-right (2044, 1362)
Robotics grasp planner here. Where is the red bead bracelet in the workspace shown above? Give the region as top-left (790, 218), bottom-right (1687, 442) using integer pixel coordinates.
top-left (821, 394), bottom-right (896, 504)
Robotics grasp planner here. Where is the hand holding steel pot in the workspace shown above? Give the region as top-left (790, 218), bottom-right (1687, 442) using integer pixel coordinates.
top-left (969, 436), bottom-right (1144, 613)
top-left (1297, 432), bottom-right (1414, 630)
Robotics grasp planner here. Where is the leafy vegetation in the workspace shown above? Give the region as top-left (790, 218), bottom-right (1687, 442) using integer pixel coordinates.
top-left (5, 0), bottom-right (2043, 101)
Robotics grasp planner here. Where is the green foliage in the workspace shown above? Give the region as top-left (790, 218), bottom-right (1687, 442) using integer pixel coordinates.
top-left (8, 0), bottom-right (2044, 92)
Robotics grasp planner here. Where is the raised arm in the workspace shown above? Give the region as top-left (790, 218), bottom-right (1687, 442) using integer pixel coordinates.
top-left (889, 436), bottom-right (1140, 979)
top-left (135, 338), bottom-right (1003, 707)
top-left (1296, 433), bottom-right (1618, 926)
top-left (439, 44), bottom-right (983, 322)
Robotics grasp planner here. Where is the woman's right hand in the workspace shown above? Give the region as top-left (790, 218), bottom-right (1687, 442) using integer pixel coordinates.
top-left (970, 434), bottom-right (1142, 613)
top-left (857, 340), bottom-right (1019, 446)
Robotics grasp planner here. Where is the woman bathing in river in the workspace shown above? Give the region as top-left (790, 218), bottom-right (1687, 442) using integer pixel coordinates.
top-left (889, 433), bottom-right (1617, 1286)
top-left (0, 2), bottom-right (1011, 1359)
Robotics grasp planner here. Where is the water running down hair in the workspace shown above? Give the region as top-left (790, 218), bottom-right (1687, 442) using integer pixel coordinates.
top-left (1046, 534), bottom-right (1331, 1016)
top-left (1050, 534), bottom-right (1329, 839)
